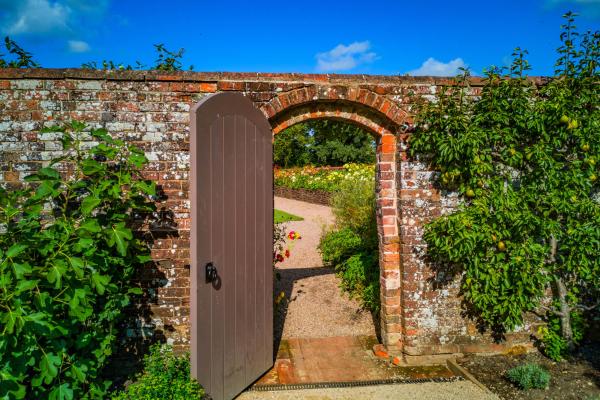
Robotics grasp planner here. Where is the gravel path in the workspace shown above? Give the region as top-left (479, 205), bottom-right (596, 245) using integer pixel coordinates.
top-left (274, 197), bottom-right (377, 340)
top-left (238, 381), bottom-right (499, 400)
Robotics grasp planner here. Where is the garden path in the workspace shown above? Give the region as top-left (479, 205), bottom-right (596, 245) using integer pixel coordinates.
top-left (273, 196), bottom-right (377, 341)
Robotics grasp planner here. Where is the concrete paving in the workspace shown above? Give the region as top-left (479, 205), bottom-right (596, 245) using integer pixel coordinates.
top-left (237, 381), bottom-right (499, 400)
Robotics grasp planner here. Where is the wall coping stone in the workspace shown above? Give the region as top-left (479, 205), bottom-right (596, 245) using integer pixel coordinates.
top-left (0, 68), bottom-right (551, 86)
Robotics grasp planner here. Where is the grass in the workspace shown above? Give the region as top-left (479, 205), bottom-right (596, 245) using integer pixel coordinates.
top-left (274, 209), bottom-right (303, 223)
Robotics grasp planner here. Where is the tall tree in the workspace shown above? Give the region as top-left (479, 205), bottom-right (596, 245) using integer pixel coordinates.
top-left (409, 13), bottom-right (599, 359)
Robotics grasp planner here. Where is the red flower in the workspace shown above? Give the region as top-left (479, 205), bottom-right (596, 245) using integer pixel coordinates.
top-left (288, 231), bottom-right (295, 240)
top-left (285, 249), bottom-right (290, 258)
top-left (276, 254), bottom-right (284, 262)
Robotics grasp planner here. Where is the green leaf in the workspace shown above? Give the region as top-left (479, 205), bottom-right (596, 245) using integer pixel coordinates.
top-left (90, 128), bottom-right (111, 142)
top-left (6, 244), bottom-right (27, 258)
top-left (78, 219), bottom-right (101, 233)
top-left (128, 153), bottom-right (148, 168)
top-left (137, 180), bottom-right (156, 196)
top-left (81, 196), bottom-right (101, 215)
top-left (106, 222), bottom-right (133, 256)
top-left (49, 383), bottom-right (73, 400)
top-left (69, 257), bottom-right (85, 278)
top-left (127, 287), bottom-right (143, 295)
top-left (16, 279), bottom-right (38, 292)
top-left (91, 272), bottom-right (110, 295)
top-left (80, 159), bottom-right (104, 175)
top-left (38, 167), bottom-right (60, 180)
top-left (136, 254), bottom-right (153, 263)
top-left (39, 353), bottom-right (61, 385)
top-left (46, 259), bottom-right (67, 289)
top-left (12, 262), bottom-right (32, 279)
top-left (70, 364), bottom-right (86, 383)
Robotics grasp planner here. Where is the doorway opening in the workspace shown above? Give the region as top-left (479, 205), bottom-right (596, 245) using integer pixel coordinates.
top-left (271, 118), bottom-right (381, 357)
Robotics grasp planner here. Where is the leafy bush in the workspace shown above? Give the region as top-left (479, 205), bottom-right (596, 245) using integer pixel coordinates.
top-left (409, 13), bottom-right (600, 350)
top-left (338, 252), bottom-right (380, 313)
top-left (0, 121), bottom-right (156, 399)
top-left (539, 310), bottom-right (586, 361)
top-left (111, 344), bottom-right (203, 400)
top-left (319, 228), bottom-right (364, 267)
top-left (331, 178), bottom-right (377, 238)
top-left (319, 177), bottom-right (379, 312)
top-left (506, 363), bottom-right (551, 390)
top-left (274, 120), bottom-right (375, 167)
top-left (274, 163), bottom-right (374, 192)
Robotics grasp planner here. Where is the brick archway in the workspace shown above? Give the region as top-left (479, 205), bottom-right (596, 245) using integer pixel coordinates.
top-left (262, 91), bottom-right (406, 352)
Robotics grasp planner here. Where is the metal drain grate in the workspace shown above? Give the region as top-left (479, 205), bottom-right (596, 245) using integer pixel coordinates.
top-left (250, 376), bottom-right (464, 391)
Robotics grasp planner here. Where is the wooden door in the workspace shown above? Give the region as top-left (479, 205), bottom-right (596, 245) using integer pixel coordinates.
top-left (190, 93), bottom-right (273, 400)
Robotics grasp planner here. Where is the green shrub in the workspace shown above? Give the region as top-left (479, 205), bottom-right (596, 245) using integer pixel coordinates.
top-left (539, 310), bottom-right (586, 361)
top-left (337, 252), bottom-right (380, 313)
top-left (319, 228), bottom-right (363, 267)
top-left (319, 174), bottom-right (380, 313)
top-left (112, 344), bottom-right (204, 400)
top-left (0, 121), bottom-right (156, 399)
top-left (330, 178), bottom-right (376, 238)
top-left (506, 363), bottom-right (551, 390)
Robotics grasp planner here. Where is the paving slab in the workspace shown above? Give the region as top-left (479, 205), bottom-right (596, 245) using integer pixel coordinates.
top-left (256, 336), bottom-right (455, 386)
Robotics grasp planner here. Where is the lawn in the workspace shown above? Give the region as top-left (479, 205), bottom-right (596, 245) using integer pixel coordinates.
top-left (274, 209), bottom-right (303, 223)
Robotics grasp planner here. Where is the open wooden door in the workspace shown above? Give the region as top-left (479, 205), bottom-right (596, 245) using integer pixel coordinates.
top-left (190, 93), bottom-right (273, 400)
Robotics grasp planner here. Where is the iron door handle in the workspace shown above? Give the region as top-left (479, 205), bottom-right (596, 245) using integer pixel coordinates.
top-left (205, 262), bottom-right (218, 283)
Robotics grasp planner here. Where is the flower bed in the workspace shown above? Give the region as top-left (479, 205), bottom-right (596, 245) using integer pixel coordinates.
top-left (274, 163), bottom-right (375, 192)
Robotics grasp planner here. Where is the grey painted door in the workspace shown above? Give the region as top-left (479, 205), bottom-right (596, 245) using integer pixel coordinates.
top-left (190, 93), bottom-right (273, 400)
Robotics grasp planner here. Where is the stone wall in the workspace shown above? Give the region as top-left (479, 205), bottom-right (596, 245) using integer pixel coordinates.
top-left (0, 68), bottom-right (539, 360)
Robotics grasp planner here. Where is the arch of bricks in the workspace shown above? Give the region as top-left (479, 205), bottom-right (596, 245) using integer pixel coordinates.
top-left (259, 85), bottom-right (405, 353)
top-left (0, 69), bottom-right (534, 363)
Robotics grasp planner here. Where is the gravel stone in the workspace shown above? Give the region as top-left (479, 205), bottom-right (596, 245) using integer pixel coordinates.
top-left (274, 197), bottom-right (377, 340)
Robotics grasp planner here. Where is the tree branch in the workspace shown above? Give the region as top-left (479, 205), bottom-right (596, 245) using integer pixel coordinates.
top-left (535, 304), bottom-right (566, 317)
top-left (574, 302), bottom-right (600, 312)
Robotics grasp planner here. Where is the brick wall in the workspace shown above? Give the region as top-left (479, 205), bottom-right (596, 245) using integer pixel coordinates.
top-left (0, 69), bottom-right (541, 361)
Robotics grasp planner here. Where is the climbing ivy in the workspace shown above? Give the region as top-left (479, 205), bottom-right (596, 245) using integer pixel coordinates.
top-left (409, 13), bottom-right (599, 356)
top-left (0, 121), bottom-right (157, 398)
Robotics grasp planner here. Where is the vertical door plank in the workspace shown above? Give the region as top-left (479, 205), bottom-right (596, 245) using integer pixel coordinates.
top-left (232, 114), bottom-right (247, 390)
top-left (245, 120), bottom-right (258, 381)
top-left (222, 115), bottom-right (238, 399)
top-left (210, 117), bottom-right (225, 400)
top-left (254, 122), bottom-right (267, 378)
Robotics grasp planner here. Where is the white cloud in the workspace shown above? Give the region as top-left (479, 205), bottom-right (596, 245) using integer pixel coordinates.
top-left (316, 41), bottom-right (378, 72)
top-left (407, 57), bottom-right (467, 76)
top-left (0, 0), bottom-right (110, 36)
top-left (1, 0), bottom-right (71, 36)
top-left (68, 39), bottom-right (90, 53)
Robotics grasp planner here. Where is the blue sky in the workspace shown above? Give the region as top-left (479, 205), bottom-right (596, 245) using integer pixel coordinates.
top-left (0, 0), bottom-right (598, 76)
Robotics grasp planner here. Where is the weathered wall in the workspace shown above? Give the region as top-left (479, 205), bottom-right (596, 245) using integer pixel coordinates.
top-left (0, 69), bottom-right (537, 361)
